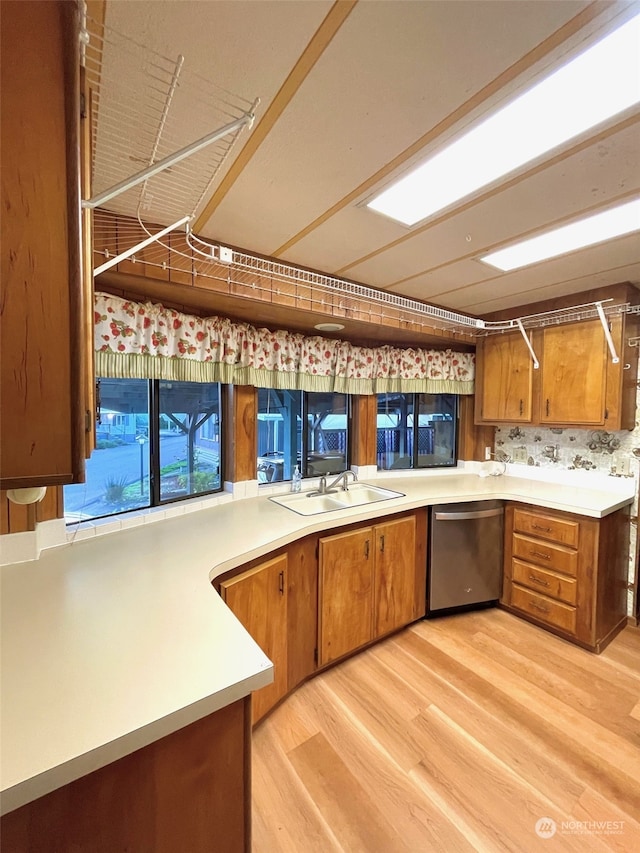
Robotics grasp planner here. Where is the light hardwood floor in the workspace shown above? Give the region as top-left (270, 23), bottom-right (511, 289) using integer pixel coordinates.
top-left (252, 608), bottom-right (640, 852)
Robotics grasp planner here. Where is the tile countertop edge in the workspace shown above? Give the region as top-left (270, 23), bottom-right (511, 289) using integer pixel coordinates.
top-left (1, 472), bottom-right (633, 815)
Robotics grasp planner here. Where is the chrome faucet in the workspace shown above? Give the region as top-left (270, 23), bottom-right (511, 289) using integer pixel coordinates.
top-left (307, 469), bottom-right (358, 497)
top-left (327, 469), bottom-right (358, 491)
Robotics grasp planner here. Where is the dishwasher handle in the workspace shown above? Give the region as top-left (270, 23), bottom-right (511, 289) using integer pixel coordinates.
top-left (434, 508), bottom-right (504, 521)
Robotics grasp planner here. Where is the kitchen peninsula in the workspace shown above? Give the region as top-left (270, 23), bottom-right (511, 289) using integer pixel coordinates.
top-left (1, 468), bottom-right (632, 850)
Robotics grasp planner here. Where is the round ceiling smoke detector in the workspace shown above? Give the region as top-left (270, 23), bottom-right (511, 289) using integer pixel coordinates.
top-left (314, 322), bottom-right (345, 332)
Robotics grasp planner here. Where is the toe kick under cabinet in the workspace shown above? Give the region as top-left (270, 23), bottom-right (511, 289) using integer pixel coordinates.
top-left (501, 503), bottom-right (629, 652)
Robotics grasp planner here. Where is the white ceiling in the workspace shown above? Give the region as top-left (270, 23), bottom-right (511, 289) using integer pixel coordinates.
top-left (100, 0), bottom-right (640, 317)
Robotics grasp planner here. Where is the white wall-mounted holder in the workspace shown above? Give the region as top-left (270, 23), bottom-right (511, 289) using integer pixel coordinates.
top-left (6, 487), bottom-right (47, 505)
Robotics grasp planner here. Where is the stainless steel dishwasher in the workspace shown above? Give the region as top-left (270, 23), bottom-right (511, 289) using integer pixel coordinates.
top-left (428, 500), bottom-right (504, 613)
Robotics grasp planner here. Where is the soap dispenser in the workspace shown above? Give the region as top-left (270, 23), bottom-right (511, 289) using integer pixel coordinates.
top-left (291, 465), bottom-right (302, 493)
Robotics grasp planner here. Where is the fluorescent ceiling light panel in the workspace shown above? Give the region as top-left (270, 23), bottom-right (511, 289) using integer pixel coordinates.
top-left (480, 198), bottom-right (640, 271)
top-left (367, 14), bottom-right (640, 226)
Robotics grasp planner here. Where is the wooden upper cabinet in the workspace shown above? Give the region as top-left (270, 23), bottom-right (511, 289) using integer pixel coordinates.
top-left (475, 331), bottom-right (534, 423)
top-left (475, 307), bottom-right (638, 430)
top-left (220, 554), bottom-right (288, 724)
top-left (0, 1), bottom-right (87, 490)
top-left (539, 320), bottom-right (607, 426)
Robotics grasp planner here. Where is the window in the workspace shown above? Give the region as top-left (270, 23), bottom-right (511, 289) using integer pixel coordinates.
top-left (64, 378), bottom-right (222, 522)
top-left (376, 393), bottom-right (457, 470)
top-left (257, 389), bottom-right (350, 483)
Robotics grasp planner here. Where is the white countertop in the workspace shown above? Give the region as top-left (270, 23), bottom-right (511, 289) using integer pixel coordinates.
top-left (1, 469), bottom-right (633, 814)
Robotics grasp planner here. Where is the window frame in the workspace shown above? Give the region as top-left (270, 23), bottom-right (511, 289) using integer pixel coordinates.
top-left (376, 392), bottom-right (458, 471)
top-left (64, 378), bottom-right (224, 524)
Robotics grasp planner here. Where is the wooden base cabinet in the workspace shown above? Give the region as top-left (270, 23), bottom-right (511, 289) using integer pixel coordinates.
top-left (217, 509), bottom-right (426, 722)
top-left (319, 512), bottom-right (425, 666)
top-left (221, 554), bottom-right (288, 724)
top-left (501, 503), bottom-right (628, 652)
top-left (0, 698), bottom-right (251, 853)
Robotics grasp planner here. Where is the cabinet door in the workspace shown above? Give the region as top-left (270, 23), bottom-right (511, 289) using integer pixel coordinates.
top-left (221, 554), bottom-right (288, 723)
top-left (374, 516), bottom-right (417, 637)
top-left (476, 332), bottom-right (533, 423)
top-left (0, 0), bottom-right (86, 489)
top-left (319, 528), bottom-right (373, 666)
top-left (540, 320), bottom-right (607, 425)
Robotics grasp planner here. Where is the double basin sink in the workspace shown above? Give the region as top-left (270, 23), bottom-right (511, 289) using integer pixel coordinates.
top-left (270, 482), bottom-right (405, 516)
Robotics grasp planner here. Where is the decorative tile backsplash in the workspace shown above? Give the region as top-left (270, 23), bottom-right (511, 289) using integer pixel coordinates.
top-left (494, 384), bottom-right (640, 618)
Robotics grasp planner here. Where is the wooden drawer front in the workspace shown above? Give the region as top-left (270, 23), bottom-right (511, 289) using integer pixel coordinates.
top-left (513, 509), bottom-right (579, 548)
top-left (512, 558), bottom-right (577, 605)
top-left (512, 534), bottom-right (578, 576)
top-left (511, 584), bottom-right (577, 635)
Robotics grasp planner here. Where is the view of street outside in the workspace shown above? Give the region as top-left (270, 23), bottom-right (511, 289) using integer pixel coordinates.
top-left (64, 434), bottom-right (220, 522)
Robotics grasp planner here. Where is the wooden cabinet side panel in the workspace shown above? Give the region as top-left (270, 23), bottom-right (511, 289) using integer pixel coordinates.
top-left (319, 528), bottom-right (374, 666)
top-left (606, 313), bottom-right (639, 431)
top-left (0, 698), bottom-right (250, 853)
top-left (0, 0), bottom-right (79, 487)
top-left (287, 536), bottom-right (319, 690)
top-left (413, 507), bottom-right (428, 620)
top-left (221, 555), bottom-right (288, 723)
top-left (374, 515), bottom-right (417, 637)
top-left (501, 504), bottom-right (516, 606)
top-left (595, 508), bottom-right (629, 646)
top-left (574, 518), bottom-right (597, 645)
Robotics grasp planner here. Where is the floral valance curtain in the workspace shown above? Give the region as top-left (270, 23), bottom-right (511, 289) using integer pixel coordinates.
top-left (94, 293), bottom-right (474, 395)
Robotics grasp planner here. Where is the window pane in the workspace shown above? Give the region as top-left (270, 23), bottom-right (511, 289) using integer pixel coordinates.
top-left (158, 381), bottom-right (221, 501)
top-left (306, 392), bottom-right (348, 477)
top-left (416, 394), bottom-right (457, 467)
top-left (376, 393), bottom-right (458, 470)
top-left (256, 389), bottom-right (301, 482)
top-left (376, 393), bottom-right (413, 470)
top-left (64, 378), bottom-right (150, 522)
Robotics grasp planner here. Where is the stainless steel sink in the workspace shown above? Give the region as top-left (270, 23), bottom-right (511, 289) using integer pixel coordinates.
top-left (269, 483), bottom-right (405, 515)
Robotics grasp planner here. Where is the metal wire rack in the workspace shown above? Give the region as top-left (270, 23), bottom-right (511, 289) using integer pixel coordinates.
top-left (83, 10), bottom-right (257, 227)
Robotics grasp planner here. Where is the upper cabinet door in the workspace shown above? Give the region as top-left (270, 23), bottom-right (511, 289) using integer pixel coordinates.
top-left (475, 332), bottom-right (534, 423)
top-left (540, 320), bottom-right (607, 426)
top-left (0, 1), bottom-right (86, 490)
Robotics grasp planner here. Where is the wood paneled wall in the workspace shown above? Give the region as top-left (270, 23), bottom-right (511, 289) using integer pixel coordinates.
top-left (224, 385), bottom-right (258, 483)
top-left (0, 488), bottom-right (63, 535)
top-left (458, 396), bottom-right (495, 462)
top-left (351, 396), bottom-right (378, 467)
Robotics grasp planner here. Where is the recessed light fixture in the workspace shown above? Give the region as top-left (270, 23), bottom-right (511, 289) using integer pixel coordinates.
top-left (314, 322), bottom-right (345, 332)
top-left (480, 197), bottom-right (640, 271)
top-left (367, 13), bottom-right (640, 226)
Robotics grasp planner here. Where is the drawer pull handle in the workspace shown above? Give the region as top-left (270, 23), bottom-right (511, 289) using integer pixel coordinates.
top-left (531, 524), bottom-right (552, 532)
top-left (380, 534), bottom-right (385, 553)
top-left (530, 550), bottom-right (551, 561)
top-left (529, 575), bottom-right (550, 587)
top-left (279, 571), bottom-right (284, 595)
top-left (364, 539), bottom-right (370, 559)
top-left (530, 602), bottom-right (550, 614)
